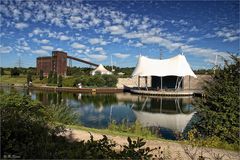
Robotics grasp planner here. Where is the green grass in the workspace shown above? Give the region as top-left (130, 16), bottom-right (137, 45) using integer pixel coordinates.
top-left (0, 75), bottom-right (27, 85)
top-left (67, 124), bottom-right (170, 142)
top-left (0, 75), bottom-right (48, 86)
top-left (68, 124), bottom-right (239, 151)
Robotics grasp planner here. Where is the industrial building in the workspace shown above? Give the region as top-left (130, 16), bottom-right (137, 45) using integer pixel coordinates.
top-left (36, 51), bottom-right (98, 76)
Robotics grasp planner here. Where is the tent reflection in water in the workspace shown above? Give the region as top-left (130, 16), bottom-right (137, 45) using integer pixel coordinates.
top-left (132, 97), bottom-right (196, 133)
top-left (131, 54), bottom-right (197, 90)
top-left (91, 64), bottom-right (112, 75)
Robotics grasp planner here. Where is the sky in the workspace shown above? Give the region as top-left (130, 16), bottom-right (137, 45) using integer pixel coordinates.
top-left (0, 0), bottom-right (239, 69)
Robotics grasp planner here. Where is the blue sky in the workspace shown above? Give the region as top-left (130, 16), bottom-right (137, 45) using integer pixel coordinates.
top-left (0, 0), bottom-right (239, 69)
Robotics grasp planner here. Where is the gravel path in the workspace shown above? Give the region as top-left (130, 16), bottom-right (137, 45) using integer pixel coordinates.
top-left (64, 128), bottom-right (239, 160)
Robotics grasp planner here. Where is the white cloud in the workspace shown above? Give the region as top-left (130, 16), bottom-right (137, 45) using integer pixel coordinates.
top-left (105, 25), bottom-right (126, 35)
top-left (0, 45), bottom-right (12, 53)
top-left (56, 48), bottom-right (63, 51)
top-left (94, 47), bottom-right (104, 52)
top-left (89, 38), bottom-right (108, 45)
top-left (41, 45), bottom-right (54, 51)
top-left (33, 38), bottom-right (49, 44)
top-left (112, 37), bottom-right (121, 43)
top-left (71, 42), bottom-right (86, 49)
top-left (114, 53), bottom-right (130, 59)
top-left (15, 22), bottom-right (29, 29)
top-left (59, 35), bottom-right (70, 41)
top-left (70, 16), bottom-right (82, 23)
top-left (51, 17), bottom-right (64, 27)
top-left (187, 37), bottom-right (200, 43)
top-left (22, 46), bottom-right (31, 51)
top-left (215, 28), bottom-right (240, 42)
top-left (179, 19), bottom-right (188, 25)
top-left (133, 42), bottom-right (143, 47)
top-left (32, 49), bottom-right (49, 55)
top-left (189, 26), bottom-right (199, 32)
top-left (23, 11), bottom-right (31, 21)
top-left (88, 54), bottom-right (107, 61)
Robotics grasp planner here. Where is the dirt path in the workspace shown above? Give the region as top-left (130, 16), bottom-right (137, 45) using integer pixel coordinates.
top-left (64, 128), bottom-right (239, 160)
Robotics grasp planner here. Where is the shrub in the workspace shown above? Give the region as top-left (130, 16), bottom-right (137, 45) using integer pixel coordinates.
top-left (73, 75), bottom-right (118, 87)
top-left (0, 67), bottom-right (4, 76)
top-left (48, 71), bottom-right (53, 83)
top-left (0, 93), bottom-right (155, 159)
top-left (58, 75), bottom-right (63, 87)
top-left (39, 70), bottom-right (44, 80)
top-left (195, 54), bottom-right (240, 145)
top-left (10, 67), bottom-right (20, 76)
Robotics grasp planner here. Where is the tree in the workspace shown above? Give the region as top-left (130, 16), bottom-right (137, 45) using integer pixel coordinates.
top-left (53, 72), bottom-right (57, 84)
top-left (48, 71), bottom-right (53, 83)
top-left (10, 67), bottom-right (20, 76)
top-left (0, 67), bottom-right (4, 76)
top-left (58, 75), bottom-right (62, 87)
top-left (39, 70), bottom-right (44, 80)
top-left (27, 73), bottom-right (32, 86)
top-left (195, 54), bottom-right (240, 144)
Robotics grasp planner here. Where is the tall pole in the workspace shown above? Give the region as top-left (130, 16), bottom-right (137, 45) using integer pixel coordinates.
top-left (111, 54), bottom-right (113, 71)
top-left (160, 49), bottom-right (163, 90)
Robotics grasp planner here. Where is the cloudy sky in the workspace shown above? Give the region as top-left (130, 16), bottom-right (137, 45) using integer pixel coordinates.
top-left (0, 0), bottom-right (239, 69)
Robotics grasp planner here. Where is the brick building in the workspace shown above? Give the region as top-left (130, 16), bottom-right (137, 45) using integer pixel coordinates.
top-left (36, 51), bottom-right (67, 76)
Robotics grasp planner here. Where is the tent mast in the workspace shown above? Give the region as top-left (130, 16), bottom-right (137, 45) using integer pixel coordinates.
top-left (160, 49), bottom-right (163, 90)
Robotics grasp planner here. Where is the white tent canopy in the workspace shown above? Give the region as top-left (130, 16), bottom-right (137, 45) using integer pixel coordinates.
top-left (91, 64), bottom-right (112, 75)
top-left (132, 54), bottom-right (197, 78)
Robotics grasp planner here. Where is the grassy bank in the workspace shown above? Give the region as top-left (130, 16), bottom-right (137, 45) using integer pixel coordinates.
top-left (67, 124), bottom-right (239, 152)
top-left (0, 75), bottom-right (48, 86)
top-left (67, 124), bottom-right (164, 142)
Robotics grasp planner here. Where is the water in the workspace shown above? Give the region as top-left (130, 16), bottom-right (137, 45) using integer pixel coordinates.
top-left (0, 86), bottom-right (196, 140)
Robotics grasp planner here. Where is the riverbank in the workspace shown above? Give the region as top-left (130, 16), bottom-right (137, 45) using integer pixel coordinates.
top-left (66, 126), bottom-right (239, 160)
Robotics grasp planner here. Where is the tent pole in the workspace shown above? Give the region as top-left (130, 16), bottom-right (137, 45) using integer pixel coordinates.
top-left (160, 97), bottom-right (162, 113)
top-left (138, 76), bottom-right (140, 89)
top-left (178, 77), bottom-right (183, 89)
top-left (175, 77), bottom-right (179, 90)
top-left (189, 76), bottom-right (190, 90)
top-left (160, 77), bottom-right (162, 90)
top-left (145, 76), bottom-right (148, 90)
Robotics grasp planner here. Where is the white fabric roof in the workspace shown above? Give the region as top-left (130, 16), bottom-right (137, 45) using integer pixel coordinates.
top-left (91, 64), bottom-right (112, 75)
top-left (133, 110), bottom-right (195, 132)
top-left (132, 54), bottom-right (197, 78)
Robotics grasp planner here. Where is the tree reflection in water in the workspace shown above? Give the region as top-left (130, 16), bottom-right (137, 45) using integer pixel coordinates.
top-left (0, 87), bottom-right (197, 140)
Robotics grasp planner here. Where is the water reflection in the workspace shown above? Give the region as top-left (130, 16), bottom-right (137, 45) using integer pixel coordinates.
top-left (0, 86), bottom-right (196, 140)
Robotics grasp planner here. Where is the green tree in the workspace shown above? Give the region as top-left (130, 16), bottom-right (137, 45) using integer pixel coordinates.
top-left (195, 54), bottom-right (240, 145)
top-left (0, 67), bottom-right (4, 76)
top-left (58, 75), bottom-right (63, 87)
top-left (39, 70), bottom-right (44, 80)
top-left (27, 73), bottom-right (32, 85)
top-left (48, 71), bottom-right (53, 83)
top-left (10, 67), bottom-right (20, 76)
top-left (53, 72), bottom-right (57, 84)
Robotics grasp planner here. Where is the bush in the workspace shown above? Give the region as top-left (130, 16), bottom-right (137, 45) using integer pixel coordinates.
top-left (10, 67), bottom-right (20, 76)
top-left (73, 75), bottom-right (117, 87)
top-left (58, 75), bottom-right (63, 87)
top-left (0, 67), bottom-right (4, 76)
top-left (0, 93), bottom-right (155, 159)
top-left (48, 71), bottom-right (53, 83)
top-left (195, 54), bottom-right (240, 145)
top-left (39, 70), bottom-right (44, 80)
